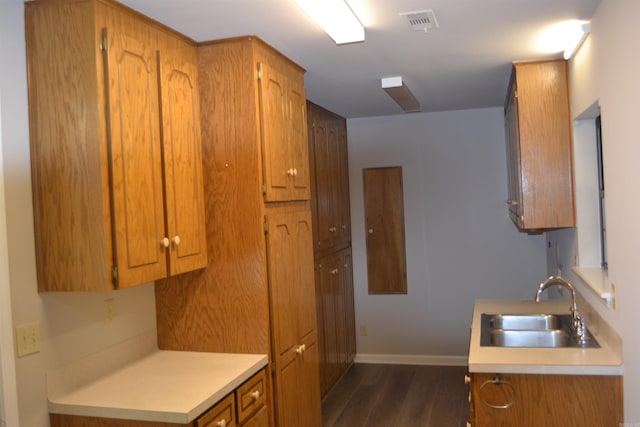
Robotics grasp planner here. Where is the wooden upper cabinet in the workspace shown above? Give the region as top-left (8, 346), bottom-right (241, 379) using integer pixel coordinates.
top-left (504, 59), bottom-right (575, 232)
top-left (158, 47), bottom-right (208, 275)
top-left (307, 102), bottom-right (351, 252)
top-left (259, 61), bottom-right (310, 202)
top-left (25, 0), bottom-right (206, 291)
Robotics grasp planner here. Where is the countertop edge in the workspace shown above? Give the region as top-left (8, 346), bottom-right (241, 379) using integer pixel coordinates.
top-left (48, 352), bottom-right (269, 424)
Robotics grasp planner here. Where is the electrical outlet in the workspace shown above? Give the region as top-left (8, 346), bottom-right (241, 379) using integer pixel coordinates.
top-left (104, 298), bottom-right (115, 325)
top-left (16, 321), bottom-right (40, 357)
top-left (360, 324), bottom-right (368, 336)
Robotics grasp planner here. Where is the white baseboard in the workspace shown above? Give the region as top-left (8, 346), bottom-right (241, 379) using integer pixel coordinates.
top-left (354, 353), bottom-right (468, 366)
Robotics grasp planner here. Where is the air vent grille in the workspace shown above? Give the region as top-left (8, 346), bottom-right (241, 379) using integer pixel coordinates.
top-left (400, 10), bottom-right (439, 32)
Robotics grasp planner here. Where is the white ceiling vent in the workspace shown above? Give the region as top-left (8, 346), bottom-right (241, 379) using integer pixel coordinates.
top-left (400, 10), bottom-right (439, 32)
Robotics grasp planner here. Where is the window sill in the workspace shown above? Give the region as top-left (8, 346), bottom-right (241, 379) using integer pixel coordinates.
top-left (572, 266), bottom-right (614, 308)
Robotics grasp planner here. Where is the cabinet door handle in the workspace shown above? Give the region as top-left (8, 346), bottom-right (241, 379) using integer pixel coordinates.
top-left (506, 199), bottom-right (519, 206)
top-left (368, 228), bottom-right (374, 234)
top-left (293, 168), bottom-right (298, 176)
top-left (251, 390), bottom-right (261, 401)
top-left (330, 268), bottom-right (339, 275)
top-left (464, 375), bottom-right (471, 384)
top-left (172, 235), bottom-right (180, 246)
top-left (295, 344), bottom-right (306, 355)
top-left (216, 419), bottom-right (227, 427)
top-left (160, 237), bottom-right (170, 248)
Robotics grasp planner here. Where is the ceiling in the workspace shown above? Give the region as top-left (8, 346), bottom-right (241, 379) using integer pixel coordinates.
top-left (119, 0), bottom-right (600, 118)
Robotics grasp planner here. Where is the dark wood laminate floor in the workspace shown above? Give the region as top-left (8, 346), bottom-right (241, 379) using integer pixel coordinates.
top-left (322, 364), bottom-right (469, 427)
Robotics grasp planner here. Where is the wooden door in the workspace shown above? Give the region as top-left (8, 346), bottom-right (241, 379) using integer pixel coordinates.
top-left (312, 121), bottom-right (335, 250)
top-left (104, 27), bottom-right (168, 288)
top-left (504, 78), bottom-right (523, 228)
top-left (363, 167), bottom-right (407, 294)
top-left (337, 125), bottom-right (351, 245)
top-left (259, 62), bottom-right (290, 201)
top-left (266, 205), bottom-right (321, 427)
top-left (341, 248), bottom-right (356, 363)
top-left (287, 77), bottom-right (311, 200)
top-left (472, 373), bottom-right (622, 427)
top-left (317, 253), bottom-right (340, 395)
top-left (159, 46), bottom-right (207, 275)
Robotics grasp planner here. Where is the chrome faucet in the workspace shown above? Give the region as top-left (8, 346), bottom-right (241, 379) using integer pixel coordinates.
top-left (535, 276), bottom-right (589, 344)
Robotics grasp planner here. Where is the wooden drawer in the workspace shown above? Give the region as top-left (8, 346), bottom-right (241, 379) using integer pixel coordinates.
top-left (196, 394), bottom-right (236, 427)
top-left (240, 404), bottom-right (268, 427)
top-left (236, 369), bottom-right (267, 424)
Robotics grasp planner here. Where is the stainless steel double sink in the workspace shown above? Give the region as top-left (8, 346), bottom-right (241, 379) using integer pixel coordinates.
top-left (480, 313), bottom-right (599, 348)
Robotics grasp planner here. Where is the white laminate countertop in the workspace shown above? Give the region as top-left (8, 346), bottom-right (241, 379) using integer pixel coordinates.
top-left (47, 332), bottom-right (268, 424)
top-left (468, 299), bottom-right (623, 376)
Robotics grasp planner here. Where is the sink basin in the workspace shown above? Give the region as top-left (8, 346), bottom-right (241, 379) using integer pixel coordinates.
top-left (489, 329), bottom-right (569, 348)
top-left (480, 313), bottom-right (599, 348)
top-left (489, 314), bottom-right (560, 330)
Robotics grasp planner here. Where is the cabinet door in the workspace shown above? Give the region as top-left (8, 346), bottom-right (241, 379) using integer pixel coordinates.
top-left (341, 249), bottom-right (356, 364)
top-left (312, 118), bottom-right (333, 249)
top-left (504, 78), bottom-right (523, 228)
top-left (259, 62), bottom-right (310, 202)
top-left (317, 253), bottom-right (341, 395)
top-left (287, 77), bottom-right (311, 200)
top-left (472, 373), bottom-right (623, 427)
top-left (259, 62), bottom-right (290, 201)
top-left (159, 46), bottom-right (207, 275)
top-left (337, 125), bottom-right (351, 245)
top-left (266, 206), bottom-right (321, 427)
top-left (104, 28), bottom-right (168, 288)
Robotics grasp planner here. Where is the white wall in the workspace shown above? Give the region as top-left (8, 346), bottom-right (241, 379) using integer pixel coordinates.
top-left (547, 0), bottom-right (640, 420)
top-left (0, 89), bottom-right (20, 427)
top-left (348, 107), bottom-right (547, 361)
top-left (0, 1), bottom-right (158, 425)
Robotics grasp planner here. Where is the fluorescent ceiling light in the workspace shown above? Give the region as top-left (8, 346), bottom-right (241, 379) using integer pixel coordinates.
top-left (381, 76), bottom-right (421, 113)
top-left (564, 22), bottom-right (591, 59)
top-left (295, 0), bottom-right (365, 45)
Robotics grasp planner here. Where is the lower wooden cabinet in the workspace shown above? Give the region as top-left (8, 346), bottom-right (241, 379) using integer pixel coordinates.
top-left (50, 369), bottom-right (270, 427)
top-left (316, 248), bottom-right (356, 397)
top-left (468, 372), bottom-right (623, 427)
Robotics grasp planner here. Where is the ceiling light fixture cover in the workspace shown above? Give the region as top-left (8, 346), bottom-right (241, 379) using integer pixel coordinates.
top-left (400, 9), bottom-right (439, 32)
top-left (381, 76), bottom-right (421, 112)
top-left (564, 22), bottom-right (591, 60)
top-left (295, 0), bottom-right (364, 45)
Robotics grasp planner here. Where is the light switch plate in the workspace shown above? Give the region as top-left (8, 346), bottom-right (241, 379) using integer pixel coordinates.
top-left (16, 321), bottom-right (40, 357)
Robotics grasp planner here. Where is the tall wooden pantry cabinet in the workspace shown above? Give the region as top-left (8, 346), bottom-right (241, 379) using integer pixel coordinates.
top-left (307, 102), bottom-right (356, 398)
top-left (25, 0), bottom-right (207, 292)
top-left (154, 37), bottom-right (322, 427)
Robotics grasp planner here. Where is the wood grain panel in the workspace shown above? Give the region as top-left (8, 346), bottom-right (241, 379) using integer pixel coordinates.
top-left (511, 59), bottom-right (575, 230)
top-left (155, 39), bottom-right (270, 354)
top-left (159, 45), bottom-right (207, 275)
top-left (259, 61), bottom-right (289, 197)
top-left (26, 0), bottom-right (113, 291)
top-left (104, 25), bottom-right (168, 287)
top-left (50, 413), bottom-right (184, 427)
top-left (472, 373), bottom-right (623, 427)
top-left (196, 394), bottom-right (236, 427)
top-left (363, 167), bottom-right (407, 294)
top-left (288, 77), bottom-right (311, 199)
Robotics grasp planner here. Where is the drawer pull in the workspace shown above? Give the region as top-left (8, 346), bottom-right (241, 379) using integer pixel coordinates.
top-left (295, 344), bottom-right (306, 355)
top-left (251, 390), bottom-right (261, 401)
top-left (464, 375), bottom-right (471, 384)
top-left (216, 419), bottom-right (227, 427)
